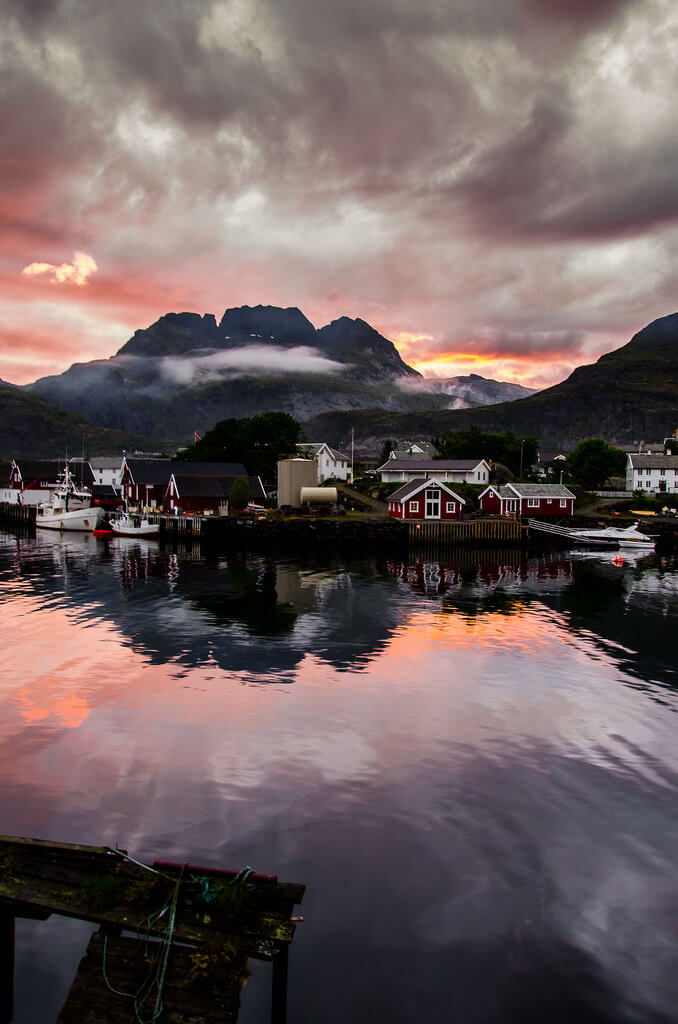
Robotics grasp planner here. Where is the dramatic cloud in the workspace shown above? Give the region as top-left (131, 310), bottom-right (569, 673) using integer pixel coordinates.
top-left (22, 251), bottom-right (97, 286)
top-left (156, 346), bottom-right (345, 384)
top-left (1, 0), bottom-right (676, 389)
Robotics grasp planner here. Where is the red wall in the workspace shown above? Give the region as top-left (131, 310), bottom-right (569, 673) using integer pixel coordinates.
top-left (480, 491), bottom-right (503, 514)
top-left (520, 497), bottom-right (574, 516)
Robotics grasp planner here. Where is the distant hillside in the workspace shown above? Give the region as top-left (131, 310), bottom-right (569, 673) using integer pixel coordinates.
top-left (0, 384), bottom-right (161, 459)
top-left (304, 313), bottom-right (678, 450)
top-left (413, 373), bottom-right (534, 406)
top-left (23, 305), bottom-right (536, 443)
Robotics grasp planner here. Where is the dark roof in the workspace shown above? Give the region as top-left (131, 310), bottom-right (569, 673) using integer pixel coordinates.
top-left (507, 483), bottom-right (575, 498)
top-left (170, 474), bottom-right (266, 501)
top-left (388, 477), bottom-right (466, 503)
top-left (627, 454), bottom-right (678, 469)
top-left (377, 458), bottom-right (486, 473)
top-left (124, 459), bottom-right (248, 484)
top-left (10, 460), bottom-right (94, 487)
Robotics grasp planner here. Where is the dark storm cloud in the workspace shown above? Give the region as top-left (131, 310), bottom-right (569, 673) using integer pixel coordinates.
top-left (521, 0), bottom-right (638, 28)
top-left (1, 0), bottom-right (675, 386)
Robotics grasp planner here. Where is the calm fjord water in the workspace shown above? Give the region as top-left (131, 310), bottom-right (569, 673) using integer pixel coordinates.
top-left (1, 529), bottom-right (677, 1023)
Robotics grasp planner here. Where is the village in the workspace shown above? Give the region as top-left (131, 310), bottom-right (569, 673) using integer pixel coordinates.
top-left (1, 435), bottom-right (678, 537)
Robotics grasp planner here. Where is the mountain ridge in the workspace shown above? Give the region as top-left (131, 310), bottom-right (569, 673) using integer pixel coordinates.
top-left (303, 312), bottom-right (678, 450)
top-left (23, 305), bottom-right (531, 441)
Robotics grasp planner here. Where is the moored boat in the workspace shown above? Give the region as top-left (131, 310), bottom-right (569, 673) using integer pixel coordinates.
top-left (109, 510), bottom-right (160, 537)
top-left (35, 465), bottom-right (103, 532)
top-left (567, 522), bottom-right (656, 549)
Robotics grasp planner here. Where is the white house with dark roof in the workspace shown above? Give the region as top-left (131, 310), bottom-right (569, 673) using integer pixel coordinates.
top-left (388, 440), bottom-right (439, 460)
top-left (626, 453), bottom-right (678, 493)
top-left (377, 458), bottom-right (491, 485)
top-left (296, 443), bottom-right (350, 482)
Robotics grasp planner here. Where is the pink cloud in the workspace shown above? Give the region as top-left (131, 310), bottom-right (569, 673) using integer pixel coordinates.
top-left (22, 251), bottom-right (98, 286)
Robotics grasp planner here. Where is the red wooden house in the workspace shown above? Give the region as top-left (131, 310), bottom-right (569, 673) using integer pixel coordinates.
top-left (387, 477), bottom-right (465, 521)
top-left (120, 459), bottom-right (249, 509)
top-left (479, 483), bottom-right (575, 517)
top-left (165, 474), bottom-right (267, 515)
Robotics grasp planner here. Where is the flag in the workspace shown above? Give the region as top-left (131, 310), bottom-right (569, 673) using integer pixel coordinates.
top-left (194, 432), bottom-right (202, 442)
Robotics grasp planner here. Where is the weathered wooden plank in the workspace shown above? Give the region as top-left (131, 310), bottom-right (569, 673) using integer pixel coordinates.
top-left (58, 930), bottom-right (243, 1024)
top-left (0, 836), bottom-right (304, 960)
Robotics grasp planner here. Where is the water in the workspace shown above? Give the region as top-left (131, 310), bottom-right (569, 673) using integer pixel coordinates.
top-left (1, 529), bottom-right (677, 1023)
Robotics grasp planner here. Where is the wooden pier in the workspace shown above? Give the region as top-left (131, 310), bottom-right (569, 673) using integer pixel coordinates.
top-left (409, 518), bottom-right (526, 551)
top-left (0, 502), bottom-right (35, 528)
top-left (0, 835), bottom-right (304, 1024)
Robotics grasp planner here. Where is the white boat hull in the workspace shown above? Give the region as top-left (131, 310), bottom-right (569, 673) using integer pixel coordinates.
top-left (36, 507), bottom-right (102, 531)
top-left (110, 515), bottom-right (159, 538)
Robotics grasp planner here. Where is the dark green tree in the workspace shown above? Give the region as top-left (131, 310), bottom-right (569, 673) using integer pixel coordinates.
top-left (229, 476), bottom-right (252, 512)
top-left (181, 412), bottom-right (301, 482)
top-left (434, 428), bottom-right (538, 477)
top-left (379, 438), bottom-right (395, 465)
top-left (566, 438), bottom-right (626, 490)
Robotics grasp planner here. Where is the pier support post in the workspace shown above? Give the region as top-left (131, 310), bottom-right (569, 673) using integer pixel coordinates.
top-left (271, 944), bottom-right (288, 1024)
top-left (0, 910), bottom-right (15, 1023)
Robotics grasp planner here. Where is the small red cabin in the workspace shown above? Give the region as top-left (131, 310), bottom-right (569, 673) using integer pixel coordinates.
top-left (479, 483), bottom-right (575, 517)
top-left (387, 477), bottom-right (465, 521)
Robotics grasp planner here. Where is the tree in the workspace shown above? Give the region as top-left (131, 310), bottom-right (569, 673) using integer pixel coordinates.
top-left (181, 412), bottom-right (301, 482)
top-left (566, 438), bottom-right (626, 490)
top-left (379, 438), bottom-right (394, 465)
top-left (434, 427), bottom-right (538, 478)
top-left (229, 476), bottom-right (252, 512)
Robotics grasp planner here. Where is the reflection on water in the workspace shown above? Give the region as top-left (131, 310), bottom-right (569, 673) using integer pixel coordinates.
top-left (1, 530), bottom-right (677, 1023)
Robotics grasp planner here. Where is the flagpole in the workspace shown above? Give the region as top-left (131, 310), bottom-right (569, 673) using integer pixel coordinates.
top-left (351, 427), bottom-right (354, 482)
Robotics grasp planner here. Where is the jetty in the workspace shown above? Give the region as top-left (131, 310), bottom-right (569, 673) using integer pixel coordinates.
top-left (0, 835), bottom-right (304, 1024)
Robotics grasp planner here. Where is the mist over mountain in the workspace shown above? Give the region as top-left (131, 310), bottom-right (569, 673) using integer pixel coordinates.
top-left (304, 313), bottom-right (678, 451)
top-left (23, 305), bottom-right (528, 442)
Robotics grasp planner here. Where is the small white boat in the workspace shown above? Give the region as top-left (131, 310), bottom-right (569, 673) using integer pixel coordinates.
top-left (568, 522), bottom-right (656, 549)
top-left (109, 511), bottom-right (160, 537)
top-left (36, 466), bottom-right (103, 532)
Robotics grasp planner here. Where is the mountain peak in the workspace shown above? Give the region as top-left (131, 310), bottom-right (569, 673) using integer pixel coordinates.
top-left (218, 305), bottom-right (316, 346)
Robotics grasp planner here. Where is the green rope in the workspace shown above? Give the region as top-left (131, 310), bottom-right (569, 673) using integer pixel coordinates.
top-left (100, 865), bottom-right (185, 1024)
top-left (99, 854), bottom-right (256, 1022)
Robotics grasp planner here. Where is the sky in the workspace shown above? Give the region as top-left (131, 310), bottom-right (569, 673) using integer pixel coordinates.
top-left (2, 0), bottom-right (678, 389)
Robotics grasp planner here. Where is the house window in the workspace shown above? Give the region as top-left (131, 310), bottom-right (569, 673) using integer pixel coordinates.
top-left (527, 498), bottom-right (539, 508)
top-left (409, 500), bottom-right (419, 511)
top-left (560, 499), bottom-right (567, 507)
top-left (446, 501), bottom-right (456, 513)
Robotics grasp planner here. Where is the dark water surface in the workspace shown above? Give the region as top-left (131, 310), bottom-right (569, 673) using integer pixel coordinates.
top-left (1, 529), bottom-right (677, 1023)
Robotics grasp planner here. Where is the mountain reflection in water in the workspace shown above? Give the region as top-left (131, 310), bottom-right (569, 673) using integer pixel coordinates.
top-left (1, 530), bottom-right (677, 1024)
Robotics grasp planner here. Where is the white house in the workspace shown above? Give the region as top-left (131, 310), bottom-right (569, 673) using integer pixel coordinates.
top-left (388, 440), bottom-right (438, 460)
top-left (377, 458), bottom-right (491, 485)
top-left (626, 453), bottom-right (678, 494)
top-left (296, 443), bottom-right (350, 482)
top-left (88, 456), bottom-right (124, 490)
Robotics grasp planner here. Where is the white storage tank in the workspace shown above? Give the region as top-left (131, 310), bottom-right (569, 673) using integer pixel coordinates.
top-left (300, 487), bottom-right (338, 505)
top-left (277, 459), bottom-right (318, 508)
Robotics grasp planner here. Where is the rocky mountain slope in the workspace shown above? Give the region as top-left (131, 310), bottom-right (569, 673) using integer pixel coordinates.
top-left (23, 306), bottom-right (533, 443)
top-left (0, 384), bottom-right (159, 460)
top-left (304, 313), bottom-right (678, 451)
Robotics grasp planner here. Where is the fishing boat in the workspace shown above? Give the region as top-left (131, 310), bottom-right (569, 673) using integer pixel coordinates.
top-left (109, 508), bottom-right (160, 538)
top-left (35, 465), bottom-right (103, 532)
